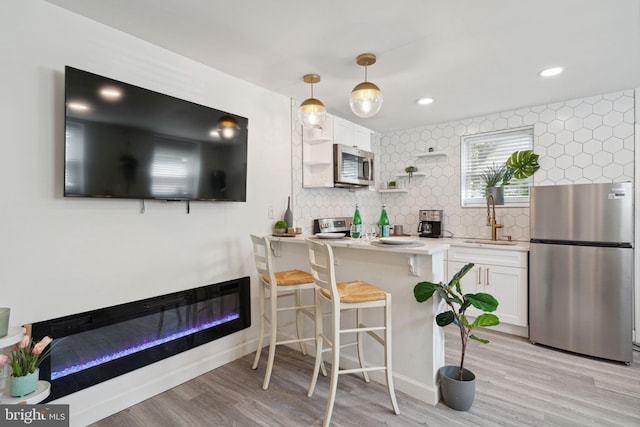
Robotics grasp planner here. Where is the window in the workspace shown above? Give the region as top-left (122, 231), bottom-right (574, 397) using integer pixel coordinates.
top-left (461, 126), bottom-right (534, 207)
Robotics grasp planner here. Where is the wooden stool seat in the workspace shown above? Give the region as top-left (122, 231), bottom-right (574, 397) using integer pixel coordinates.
top-left (320, 280), bottom-right (387, 303)
top-left (263, 269), bottom-right (315, 286)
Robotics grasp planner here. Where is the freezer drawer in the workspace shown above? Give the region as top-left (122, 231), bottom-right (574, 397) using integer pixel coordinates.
top-left (529, 242), bottom-right (633, 363)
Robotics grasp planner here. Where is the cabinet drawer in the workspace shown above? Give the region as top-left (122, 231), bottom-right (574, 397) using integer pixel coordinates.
top-left (447, 245), bottom-right (527, 268)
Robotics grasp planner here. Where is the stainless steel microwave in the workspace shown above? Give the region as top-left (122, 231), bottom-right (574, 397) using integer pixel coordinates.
top-left (333, 144), bottom-right (374, 187)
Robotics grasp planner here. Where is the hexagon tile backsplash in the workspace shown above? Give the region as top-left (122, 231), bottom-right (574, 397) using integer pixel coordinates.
top-left (291, 90), bottom-right (635, 241)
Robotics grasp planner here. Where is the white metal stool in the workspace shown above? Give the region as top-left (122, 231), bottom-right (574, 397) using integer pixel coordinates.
top-left (306, 238), bottom-right (399, 426)
top-left (250, 234), bottom-right (321, 390)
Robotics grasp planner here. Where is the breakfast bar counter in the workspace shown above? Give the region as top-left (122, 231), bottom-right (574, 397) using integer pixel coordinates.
top-left (266, 235), bottom-right (450, 405)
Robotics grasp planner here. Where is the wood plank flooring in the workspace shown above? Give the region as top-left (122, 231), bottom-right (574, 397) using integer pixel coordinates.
top-left (90, 328), bottom-right (640, 426)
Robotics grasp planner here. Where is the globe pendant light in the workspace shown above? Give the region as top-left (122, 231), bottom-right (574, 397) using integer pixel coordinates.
top-left (350, 53), bottom-right (383, 118)
top-left (217, 115), bottom-right (240, 140)
top-left (298, 74), bottom-right (327, 128)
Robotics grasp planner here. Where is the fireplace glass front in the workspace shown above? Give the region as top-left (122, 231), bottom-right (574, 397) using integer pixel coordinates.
top-left (31, 277), bottom-right (250, 401)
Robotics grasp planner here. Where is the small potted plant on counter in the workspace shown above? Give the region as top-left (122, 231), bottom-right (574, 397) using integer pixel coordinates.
top-left (481, 150), bottom-right (540, 205)
top-left (273, 220), bottom-right (288, 235)
top-left (413, 263), bottom-right (499, 411)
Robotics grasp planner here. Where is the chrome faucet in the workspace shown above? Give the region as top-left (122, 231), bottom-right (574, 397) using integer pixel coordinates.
top-left (486, 193), bottom-right (503, 241)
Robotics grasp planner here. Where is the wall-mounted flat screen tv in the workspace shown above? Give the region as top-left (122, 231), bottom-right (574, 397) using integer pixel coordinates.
top-left (64, 66), bottom-right (248, 202)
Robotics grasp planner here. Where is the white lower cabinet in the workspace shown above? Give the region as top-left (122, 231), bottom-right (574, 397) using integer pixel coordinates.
top-left (446, 246), bottom-right (528, 334)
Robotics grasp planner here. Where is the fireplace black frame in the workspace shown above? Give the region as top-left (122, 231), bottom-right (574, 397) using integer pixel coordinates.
top-left (31, 276), bottom-right (250, 402)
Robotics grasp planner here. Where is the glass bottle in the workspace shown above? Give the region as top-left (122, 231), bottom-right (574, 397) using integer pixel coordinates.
top-left (352, 204), bottom-right (362, 238)
top-left (379, 204), bottom-right (390, 237)
top-left (284, 196), bottom-right (293, 228)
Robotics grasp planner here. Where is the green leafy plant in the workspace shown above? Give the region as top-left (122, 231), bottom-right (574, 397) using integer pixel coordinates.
top-left (505, 149), bottom-right (540, 181)
top-left (405, 166), bottom-right (418, 182)
top-left (413, 263), bottom-right (499, 380)
top-left (274, 220), bottom-right (288, 231)
top-left (387, 181), bottom-right (397, 188)
top-left (480, 163), bottom-right (506, 188)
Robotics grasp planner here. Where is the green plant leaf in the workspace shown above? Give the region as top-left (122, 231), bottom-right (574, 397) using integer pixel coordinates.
top-left (413, 282), bottom-right (438, 302)
top-left (505, 150), bottom-right (540, 180)
top-left (436, 311), bottom-right (455, 326)
top-left (467, 292), bottom-right (499, 312)
top-left (469, 334), bottom-right (490, 344)
top-left (450, 263), bottom-right (474, 285)
top-left (470, 313), bottom-right (500, 328)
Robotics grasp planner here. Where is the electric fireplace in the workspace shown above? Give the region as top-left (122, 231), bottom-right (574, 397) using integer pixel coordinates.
top-left (31, 277), bottom-right (250, 402)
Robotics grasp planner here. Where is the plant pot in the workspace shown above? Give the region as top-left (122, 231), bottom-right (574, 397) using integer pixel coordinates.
top-left (486, 186), bottom-right (504, 205)
top-left (439, 365), bottom-right (476, 411)
top-left (274, 228), bottom-right (287, 235)
top-left (10, 368), bottom-right (39, 397)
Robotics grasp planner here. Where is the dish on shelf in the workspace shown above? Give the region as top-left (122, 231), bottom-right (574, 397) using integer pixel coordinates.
top-left (315, 232), bottom-right (346, 239)
top-left (378, 237), bottom-right (416, 245)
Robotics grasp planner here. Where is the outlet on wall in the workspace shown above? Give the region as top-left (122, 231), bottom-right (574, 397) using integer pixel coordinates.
top-left (267, 206), bottom-right (274, 219)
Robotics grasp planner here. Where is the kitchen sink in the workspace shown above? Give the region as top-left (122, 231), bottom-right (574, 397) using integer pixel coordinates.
top-left (463, 239), bottom-right (518, 246)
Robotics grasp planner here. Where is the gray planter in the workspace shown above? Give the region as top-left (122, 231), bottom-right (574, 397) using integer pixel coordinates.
top-left (486, 186), bottom-right (504, 205)
top-left (439, 365), bottom-right (476, 411)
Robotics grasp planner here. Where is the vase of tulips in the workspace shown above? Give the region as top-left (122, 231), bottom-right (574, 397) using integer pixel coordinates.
top-left (0, 335), bottom-right (52, 397)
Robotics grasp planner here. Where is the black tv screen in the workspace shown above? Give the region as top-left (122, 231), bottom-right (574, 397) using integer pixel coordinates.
top-left (64, 66), bottom-right (248, 202)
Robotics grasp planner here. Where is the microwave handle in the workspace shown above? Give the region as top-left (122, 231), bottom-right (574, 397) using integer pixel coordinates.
top-left (364, 158), bottom-right (373, 181)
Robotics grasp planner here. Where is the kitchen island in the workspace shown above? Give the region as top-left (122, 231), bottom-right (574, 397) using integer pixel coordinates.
top-left (266, 235), bottom-right (450, 405)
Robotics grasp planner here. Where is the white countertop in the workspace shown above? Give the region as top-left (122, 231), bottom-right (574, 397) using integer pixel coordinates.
top-left (267, 235), bottom-right (529, 254)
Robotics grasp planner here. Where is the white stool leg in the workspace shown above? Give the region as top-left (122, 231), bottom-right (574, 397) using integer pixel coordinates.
top-left (384, 295), bottom-right (400, 415)
top-left (323, 308), bottom-right (341, 427)
top-left (262, 287), bottom-right (278, 389)
top-left (308, 289), bottom-right (323, 397)
top-left (252, 282), bottom-right (266, 370)
top-left (356, 307), bottom-right (370, 383)
top-left (295, 289), bottom-right (308, 355)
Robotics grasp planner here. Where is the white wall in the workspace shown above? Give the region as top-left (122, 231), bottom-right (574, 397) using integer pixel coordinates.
top-left (1, 1), bottom-right (292, 424)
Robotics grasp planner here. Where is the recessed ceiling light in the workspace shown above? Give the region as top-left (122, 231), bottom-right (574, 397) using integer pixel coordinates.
top-left (539, 67), bottom-right (564, 77)
top-left (417, 97), bottom-right (434, 105)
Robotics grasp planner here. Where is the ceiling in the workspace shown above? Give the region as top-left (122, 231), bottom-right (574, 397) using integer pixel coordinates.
top-left (46, 0), bottom-right (640, 133)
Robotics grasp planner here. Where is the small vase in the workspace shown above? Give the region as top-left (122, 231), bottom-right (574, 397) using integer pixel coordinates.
top-left (486, 186), bottom-right (504, 205)
top-left (284, 196), bottom-right (293, 228)
top-left (9, 368), bottom-right (39, 397)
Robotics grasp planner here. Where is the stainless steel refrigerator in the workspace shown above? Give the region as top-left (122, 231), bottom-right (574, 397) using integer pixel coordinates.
top-left (529, 182), bottom-right (634, 363)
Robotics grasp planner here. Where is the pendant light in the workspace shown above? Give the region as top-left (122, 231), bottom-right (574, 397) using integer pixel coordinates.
top-left (350, 53), bottom-right (383, 118)
top-left (298, 74), bottom-right (327, 128)
top-left (217, 115), bottom-right (240, 140)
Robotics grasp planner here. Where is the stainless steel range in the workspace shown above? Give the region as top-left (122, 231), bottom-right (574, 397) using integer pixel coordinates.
top-left (313, 217), bottom-right (352, 236)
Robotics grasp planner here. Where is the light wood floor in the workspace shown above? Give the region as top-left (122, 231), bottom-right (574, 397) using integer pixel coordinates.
top-left (90, 328), bottom-right (640, 426)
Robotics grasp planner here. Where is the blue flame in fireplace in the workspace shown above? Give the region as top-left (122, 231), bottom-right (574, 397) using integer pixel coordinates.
top-left (50, 312), bottom-right (239, 380)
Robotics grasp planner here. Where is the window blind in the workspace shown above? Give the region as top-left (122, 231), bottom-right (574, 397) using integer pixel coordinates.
top-left (461, 126), bottom-right (534, 206)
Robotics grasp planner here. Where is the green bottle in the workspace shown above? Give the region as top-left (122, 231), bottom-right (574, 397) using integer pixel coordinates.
top-left (379, 204), bottom-right (390, 237)
top-left (352, 204), bottom-right (362, 238)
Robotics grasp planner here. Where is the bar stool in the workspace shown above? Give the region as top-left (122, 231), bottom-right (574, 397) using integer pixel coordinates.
top-left (250, 234), bottom-right (322, 390)
top-left (306, 238), bottom-right (399, 426)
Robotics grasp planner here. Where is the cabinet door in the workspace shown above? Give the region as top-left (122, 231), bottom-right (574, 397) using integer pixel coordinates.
top-left (478, 264), bottom-right (527, 327)
top-left (447, 261), bottom-right (527, 327)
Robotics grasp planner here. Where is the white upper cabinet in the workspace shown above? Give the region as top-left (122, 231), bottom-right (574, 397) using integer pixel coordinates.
top-left (332, 115), bottom-right (372, 152)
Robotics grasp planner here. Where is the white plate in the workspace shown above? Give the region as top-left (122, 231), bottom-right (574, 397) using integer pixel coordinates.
top-left (315, 232), bottom-right (346, 239)
top-left (379, 237), bottom-right (416, 245)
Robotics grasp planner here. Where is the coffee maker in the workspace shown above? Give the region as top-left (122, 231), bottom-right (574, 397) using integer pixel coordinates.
top-left (418, 210), bottom-right (443, 238)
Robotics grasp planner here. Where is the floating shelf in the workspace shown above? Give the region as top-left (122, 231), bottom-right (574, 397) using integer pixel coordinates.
top-left (304, 137), bottom-right (332, 145)
top-left (396, 172), bottom-right (426, 178)
top-left (379, 188), bottom-right (409, 193)
top-left (303, 160), bottom-right (332, 167)
top-left (416, 151), bottom-right (447, 159)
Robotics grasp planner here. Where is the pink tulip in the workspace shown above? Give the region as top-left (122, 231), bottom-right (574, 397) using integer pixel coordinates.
top-left (18, 335), bottom-right (30, 349)
top-left (32, 336), bottom-right (52, 355)
top-left (0, 354), bottom-right (8, 365)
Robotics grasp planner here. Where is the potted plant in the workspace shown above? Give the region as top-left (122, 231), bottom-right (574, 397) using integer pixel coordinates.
top-left (387, 180), bottom-right (397, 189)
top-left (480, 150), bottom-right (540, 205)
top-left (413, 263), bottom-right (499, 411)
top-left (0, 335), bottom-right (52, 397)
top-left (273, 220), bottom-right (288, 234)
top-left (405, 166), bottom-right (418, 182)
